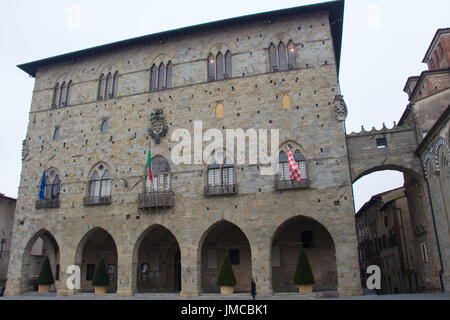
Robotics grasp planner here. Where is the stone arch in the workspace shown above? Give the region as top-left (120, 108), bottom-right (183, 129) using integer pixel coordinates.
top-left (74, 227), bottom-right (118, 293)
top-left (148, 53), bottom-right (173, 68)
top-left (197, 220), bottom-right (253, 293)
top-left (270, 215), bottom-right (337, 293)
top-left (352, 164), bottom-right (421, 185)
top-left (20, 229), bottom-right (60, 293)
top-left (203, 40), bottom-right (237, 59)
top-left (131, 224), bottom-right (181, 294)
top-left (434, 137), bottom-right (449, 172)
top-left (54, 72), bottom-right (71, 84)
top-left (95, 57), bottom-right (125, 75)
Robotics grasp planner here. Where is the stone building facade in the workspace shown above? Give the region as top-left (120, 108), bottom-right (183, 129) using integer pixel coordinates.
top-left (6, 1), bottom-right (364, 297)
top-left (0, 194), bottom-right (16, 290)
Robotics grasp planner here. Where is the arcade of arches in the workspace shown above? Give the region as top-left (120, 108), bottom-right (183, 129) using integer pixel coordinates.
top-left (19, 217), bottom-right (340, 295)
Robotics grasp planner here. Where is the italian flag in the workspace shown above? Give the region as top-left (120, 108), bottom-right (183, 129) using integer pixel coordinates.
top-left (147, 147), bottom-right (153, 182)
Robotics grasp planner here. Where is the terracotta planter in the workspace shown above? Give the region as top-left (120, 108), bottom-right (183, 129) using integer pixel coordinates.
top-left (94, 286), bottom-right (107, 294)
top-left (38, 284), bottom-right (51, 293)
top-left (298, 284), bottom-right (313, 294)
top-left (220, 286), bottom-right (235, 294)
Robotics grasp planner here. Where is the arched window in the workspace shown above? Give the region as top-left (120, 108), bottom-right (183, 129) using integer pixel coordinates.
top-left (150, 64), bottom-right (158, 91)
top-left (216, 52), bottom-right (224, 80)
top-left (60, 81), bottom-right (67, 106)
top-left (101, 119), bottom-right (108, 133)
top-left (112, 71), bottom-right (119, 97)
top-left (53, 127), bottom-right (60, 140)
top-left (269, 43), bottom-right (277, 72)
top-left (206, 155), bottom-right (236, 195)
top-left (146, 156), bottom-right (170, 192)
top-left (98, 74), bottom-right (105, 99)
top-left (52, 82), bottom-right (60, 107)
top-left (225, 50), bottom-right (232, 78)
top-left (158, 63), bottom-right (166, 89)
top-left (276, 147), bottom-right (309, 189)
top-left (278, 42), bottom-right (288, 71)
top-left (105, 72), bottom-right (113, 98)
top-left (89, 171), bottom-right (100, 197)
top-left (166, 61), bottom-right (173, 88)
top-left (100, 170), bottom-right (111, 197)
top-left (44, 174), bottom-right (52, 200)
top-left (66, 80), bottom-right (72, 105)
top-left (287, 41), bottom-right (296, 69)
top-left (207, 53), bottom-right (215, 81)
top-left (51, 175), bottom-right (61, 200)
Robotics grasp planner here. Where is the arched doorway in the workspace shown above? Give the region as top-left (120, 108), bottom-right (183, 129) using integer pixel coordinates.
top-left (133, 225), bottom-right (181, 293)
top-left (75, 228), bottom-right (118, 293)
top-left (22, 229), bottom-right (59, 293)
top-left (271, 216), bottom-right (337, 293)
top-left (199, 221), bottom-right (252, 293)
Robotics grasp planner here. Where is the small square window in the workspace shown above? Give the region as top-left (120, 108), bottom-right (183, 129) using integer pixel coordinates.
top-left (376, 138), bottom-right (387, 149)
top-left (229, 249), bottom-right (240, 265)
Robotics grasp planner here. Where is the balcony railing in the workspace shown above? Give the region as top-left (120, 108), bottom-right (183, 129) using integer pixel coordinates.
top-left (204, 184), bottom-right (237, 196)
top-left (35, 199), bottom-right (60, 209)
top-left (83, 195), bottom-right (112, 206)
top-left (274, 175), bottom-right (310, 191)
top-left (138, 191), bottom-right (173, 209)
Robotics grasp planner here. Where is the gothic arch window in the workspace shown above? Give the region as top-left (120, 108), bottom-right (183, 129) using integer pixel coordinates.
top-left (206, 154), bottom-right (236, 195)
top-left (51, 175), bottom-right (61, 200)
top-left (101, 119), bottom-right (108, 133)
top-left (60, 81), bottom-right (68, 106)
top-left (225, 50), bottom-right (232, 78)
top-left (53, 126), bottom-right (60, 140)
top-left (276, 146), bottom-right (309, 189)
top-left (269, 43), bottom-right (277, 72)
top-left (287, 41), bottom-right (297, 69)
top-left (85, 163), bottom-right (112, 205)
top-left (52, 82), bottom-right (60, 108)
top-left (98, 74), bottom-right (105, 99)
top-left (158, 63), bottom-right (166, 89)
top-left (216, 52), bottom-right (224, 80)
top-left (150, 64), bottom-right (158, 91)
top-left (44, 174), bottom-right (52, 200)
top-left (66, 80), bottom-right (72, 105)
top-left (208, 53), bottom-right (215, 81)
top-left (146, 156), bottom-right (170, 192)
top-left (112, 71), bottom-right (119, 97)
top-left (278, 42), bottom-right (288, 71)
top-left (166, 61), bottom-right (173, 88)
top-left (105, 72), bottom-right (113, 98)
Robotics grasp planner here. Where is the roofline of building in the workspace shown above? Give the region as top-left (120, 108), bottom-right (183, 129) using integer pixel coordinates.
top-left (415, 104), bottom-right (450, 155)
top-left (408, 67), bottom-right (450, 103)
top-left (403, 75), bottom-right (420, 93)
top-left (422, 28), bottom-right (450, 63)
top-left (0, 193), bottom-right (17, 202)
top-left (17, 0), bottom-right (344, 78)
top-left (355, 186), bottom-right (405, 217)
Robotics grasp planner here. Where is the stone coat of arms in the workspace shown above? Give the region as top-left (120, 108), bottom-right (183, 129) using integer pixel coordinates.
top-left (147, 109), bottom-right (168, 144)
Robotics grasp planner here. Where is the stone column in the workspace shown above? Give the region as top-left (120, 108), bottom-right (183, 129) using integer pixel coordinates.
top-left (335, 241), bottom-right (363, 297)
top-left (116, 247), bottom-right (133, 297)
top-left (251, 239), bottom-right (273, 297)
top-left (180, 243), bottom-right (199, 297)
top-left (55, 247), bottom-right (77, 296)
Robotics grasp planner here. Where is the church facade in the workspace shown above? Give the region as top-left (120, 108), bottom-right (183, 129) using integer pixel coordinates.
top-left (6, 1), bottom-right (365, 297)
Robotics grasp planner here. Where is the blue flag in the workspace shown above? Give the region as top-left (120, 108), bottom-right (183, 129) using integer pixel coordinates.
top-left (39, 169), bottom-right (46, 200)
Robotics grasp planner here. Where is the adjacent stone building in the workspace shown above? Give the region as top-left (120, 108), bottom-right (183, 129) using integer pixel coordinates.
top-left (6, 1), bottom-right (365, 297)
top-left (0, 194), bottom-right (16, 290)
top-left (356, 187), bottom-right (417, 294)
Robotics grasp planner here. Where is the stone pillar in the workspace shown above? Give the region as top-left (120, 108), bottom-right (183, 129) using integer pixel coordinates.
top-left (55, 247), bottom-right (77, 296)
top-left (335, 241), bottom-right (363, 297)
top-left (180, 243), bottom-right (199, 297)
top-left (116, 247), bottom-right (133, 297)
top-left (4, 227), bottom-right (28, 296)
top-left (251, 239), bottom-right (273, 297)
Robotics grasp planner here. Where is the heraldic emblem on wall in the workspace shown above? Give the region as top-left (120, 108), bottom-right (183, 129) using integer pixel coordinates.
top-left (333, 94), bottom-right (348, 122)
top-left (147, 109), bottom-right (168, 144)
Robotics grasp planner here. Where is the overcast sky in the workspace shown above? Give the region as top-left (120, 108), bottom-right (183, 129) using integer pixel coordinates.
top-left (0, 0), bottom-right (449, 211)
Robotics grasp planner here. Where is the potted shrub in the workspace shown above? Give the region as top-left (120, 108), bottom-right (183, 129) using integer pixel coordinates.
top-left (294, 249), bottom-right (315, 294)
top-left (216, 253), bottom-right (236, 294)
top-left (92, 258), bottom-right (109, 294)
top-left (37, 257), bottom-right (54, 293)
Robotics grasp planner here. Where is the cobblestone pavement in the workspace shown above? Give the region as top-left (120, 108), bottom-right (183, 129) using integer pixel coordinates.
top-left (1, 292), bottom-right (449, 300)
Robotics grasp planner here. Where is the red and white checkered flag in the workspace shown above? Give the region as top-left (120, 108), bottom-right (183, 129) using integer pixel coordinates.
top-left (286, 146), bottom-right (303, 183)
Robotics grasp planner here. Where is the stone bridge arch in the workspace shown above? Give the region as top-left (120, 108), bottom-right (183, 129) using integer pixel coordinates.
top-left (346, 124), bottom-right (422, 183)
